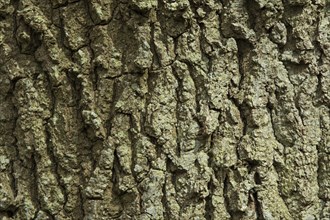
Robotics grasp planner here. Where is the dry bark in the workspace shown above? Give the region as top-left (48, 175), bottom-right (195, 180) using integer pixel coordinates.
top-left (0, 0), bottom-right (329, 219)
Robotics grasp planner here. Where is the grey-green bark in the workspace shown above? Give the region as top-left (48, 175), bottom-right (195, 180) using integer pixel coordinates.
top-left (0, 0), bottom-right (329, 219)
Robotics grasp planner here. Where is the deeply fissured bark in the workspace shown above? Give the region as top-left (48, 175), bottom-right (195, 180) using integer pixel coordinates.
top-left (0, 0), bottom-right (329, 219)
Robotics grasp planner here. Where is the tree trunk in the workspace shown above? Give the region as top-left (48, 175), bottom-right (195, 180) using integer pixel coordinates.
top-left (0, 0), bottom-right (329, 219)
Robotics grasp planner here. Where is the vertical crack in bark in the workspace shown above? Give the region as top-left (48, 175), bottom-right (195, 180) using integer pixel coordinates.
top-left (315, 71), bottom-right (323, 106)
top-left (172, 66), bottom-right (182, 157)
top-left (204, 178), bottom-right (214, 220)
top-left (127, 112), bottom-right (138, 182)
top-left (9, 97), bottom-right (19, 199)
top-left (252, 190), bottom-right (265, 220)
top-left (111, 148), bottom-right (123, 214)
top-left (161, 175), bottom-right (170, 220)
top-left (234, 39), bottom-right (251, 136)
top-left (150, 22), bottom-right (161, 70)
top-left (185, 61), bottom-right (203, 114)
top-left (12, 0), bottom-right (19, 54)
top-left (317, 108), bottom-right (329, 216)
top-left (57, 11), bottom-right (71, 52)
top-left (30, 153), bottom-right (42, 217)
top-left (106, 79), bottom-right (121, 137)
top-left (223, 172), bottom-right (233, 219)
top-left (319, 199), bottom-right (326, 219)
top-left (233, 39), bottom-right (255, 162)
top-left (236, 39), bottom-right (247, 93)
top-left (89, 41), bottom-right (99, 92)
top-left (266, 101), bottom-right (277, 142)
top-left (78, 187), bottom-right (85, 219)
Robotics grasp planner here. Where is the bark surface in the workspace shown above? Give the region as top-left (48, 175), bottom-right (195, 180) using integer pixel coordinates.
top-left (0, 0), bottom-right (329, 219)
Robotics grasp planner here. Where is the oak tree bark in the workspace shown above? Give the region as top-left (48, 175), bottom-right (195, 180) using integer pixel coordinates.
top-left (0, 0), bottom-right (329, 219)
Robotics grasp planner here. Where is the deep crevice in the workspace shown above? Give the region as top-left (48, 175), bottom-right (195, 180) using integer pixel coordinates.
top-left (252, 191), bottom-right (265, 220)
top-left (204, 178), bottom-right (214, 220)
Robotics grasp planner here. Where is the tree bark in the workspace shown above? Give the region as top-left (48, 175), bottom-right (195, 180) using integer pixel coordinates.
top-left (0, 0), bottom-right (329, 219)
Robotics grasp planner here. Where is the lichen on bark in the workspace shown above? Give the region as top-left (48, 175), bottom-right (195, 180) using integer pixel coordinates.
top-left (0, 0), bottom-right (329, 219)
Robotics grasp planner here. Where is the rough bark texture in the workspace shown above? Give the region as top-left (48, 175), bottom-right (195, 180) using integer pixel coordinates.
top-left (0, 0), bottom-right (329, 219)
